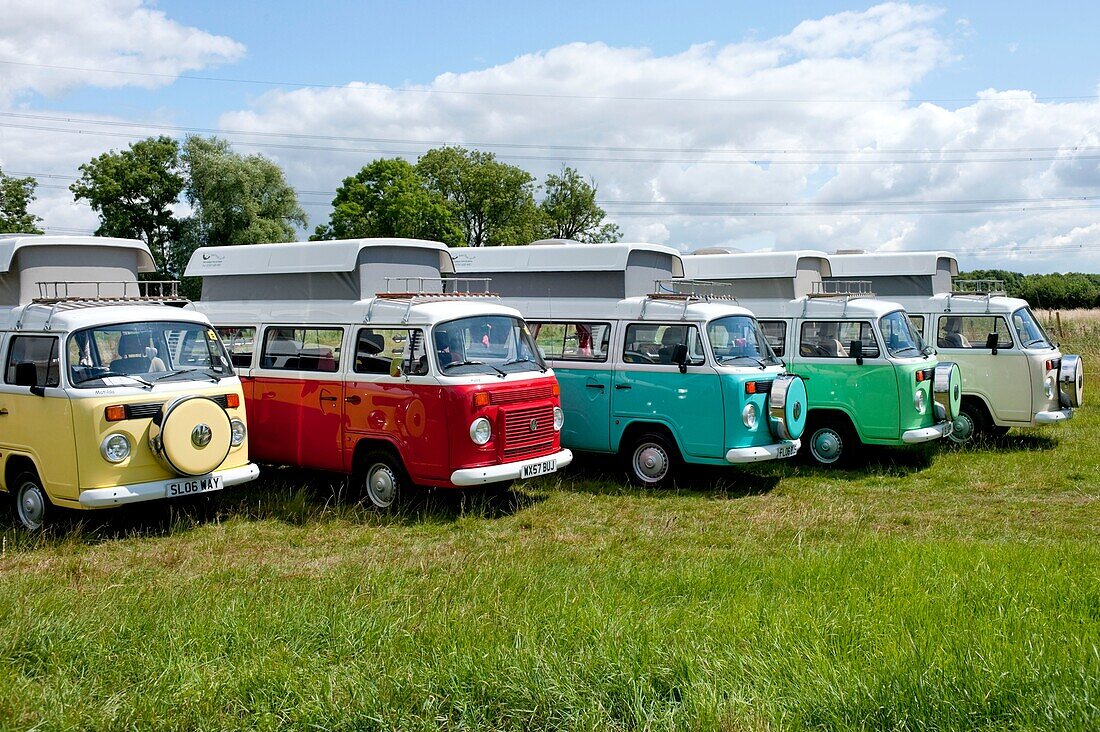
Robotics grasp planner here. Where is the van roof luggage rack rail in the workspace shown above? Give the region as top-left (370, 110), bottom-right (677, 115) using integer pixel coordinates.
top-left (950, 279), bottom-right (1006, 296)
top-left (18, 280), bottom-right (188, 330)
top-left (809, 280), bottom-right (875, 298)
top-left (642, 279), bottom-right (739, 319)
top-left (368, 277), bottom-right (500, 322)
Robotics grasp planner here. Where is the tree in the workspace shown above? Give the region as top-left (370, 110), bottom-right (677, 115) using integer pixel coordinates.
top-left (182, 136), bottom-right (306, 249)
top-left (70, 136), bottom-right (184, 273)
top-left (537, 166), bottom-right (621, 243)
top-left (0, 168), bottom-right (43, 234)
top-left (311, 158), bottom-right (462, 244)
top-left (416, 147), bottom-right (539, 247)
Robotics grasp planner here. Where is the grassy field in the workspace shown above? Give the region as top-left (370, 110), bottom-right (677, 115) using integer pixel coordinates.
top-left (0, 326), bottom-right (1097, 730)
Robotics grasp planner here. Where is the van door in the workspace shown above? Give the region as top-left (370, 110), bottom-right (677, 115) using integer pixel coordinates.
top-left (252, 325), bottom-right (346, 471)
top-left (934, 315), bottom-right (1031, 422)
top-left (0, 335), bottom-right (79, 499)
top-left (612, 322), bottom-right (724, 459)
top-left (532, 321), bottom-right (613, 453)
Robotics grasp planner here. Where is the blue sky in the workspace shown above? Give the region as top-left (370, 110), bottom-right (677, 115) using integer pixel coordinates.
top-left (3, 1), bottom-right (1099, 271)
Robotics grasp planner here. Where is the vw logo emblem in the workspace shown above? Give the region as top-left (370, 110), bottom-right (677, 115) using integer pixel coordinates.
top-left (529, 419), bottom-right (539, 432)
top-left (191, 423), bottom-right (212, 448)
top-left (793, 402), bottom-right (802, 420)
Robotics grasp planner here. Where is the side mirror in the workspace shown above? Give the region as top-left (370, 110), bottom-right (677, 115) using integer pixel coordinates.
top-left (985, 332), bottom-right (999, 355)
top-left (14, 362), bottom-right (44, 396)
top-left (849, 340), bottom-right (864, 366)
top-left (389, 358), bottom-right (403, 378)
top-left (672, 343), bottom-right (689, 373)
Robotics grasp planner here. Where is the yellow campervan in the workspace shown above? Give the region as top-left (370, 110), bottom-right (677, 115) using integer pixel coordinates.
top-left (0, 235), bottom-right (259, 530)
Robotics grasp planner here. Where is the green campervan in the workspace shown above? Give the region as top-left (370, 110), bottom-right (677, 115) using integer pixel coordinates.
top-left (449, 241), bottom-right (807, 486)
top-left (684, 249), bottom-right (961, 466)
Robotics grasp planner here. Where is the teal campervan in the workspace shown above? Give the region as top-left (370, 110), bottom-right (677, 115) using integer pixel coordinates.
top-left (684, 249), bottom-right (962, 466)
top-left (450, 241), bottom-right (807, 486)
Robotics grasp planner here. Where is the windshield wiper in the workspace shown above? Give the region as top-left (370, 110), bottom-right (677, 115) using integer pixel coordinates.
top-left (443, 359), bottom-right (507, 377)
top-left (718, 354), bottom-right (768, 369)
top-left (151, 368), bottom-right (223, 384)
top-left (1023, 337), bottom-right (1050, 348)
top-left (502, 356), bottom-right (546, 373)
top-left (73, 371), bottom-right (153, 388)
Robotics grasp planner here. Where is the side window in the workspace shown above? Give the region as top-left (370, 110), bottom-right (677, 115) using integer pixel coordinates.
top-left (218, 327), bottom-right (256, 368)
top-left (261, 327), bottom-right (343, 372)
top-left (355, 328), bottom-right (427, 375)
top-left (6, 336), bottom-right (60, 387)
top-left (532, 322), bottom-right (611, 362)
top-left (623, 323), bottom-right (705, 365)
top-left (937, 316), bottom-right (1013, 349)
top-left (799, 321), bottom-right (879, 359)
top-left (908, 315), bottom-right (925, 336)
top-left (760, 321), bottom-right (787, 357)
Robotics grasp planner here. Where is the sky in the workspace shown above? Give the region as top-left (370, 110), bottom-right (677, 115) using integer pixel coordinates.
top-left (1, 0), bottom-right (1099, 272)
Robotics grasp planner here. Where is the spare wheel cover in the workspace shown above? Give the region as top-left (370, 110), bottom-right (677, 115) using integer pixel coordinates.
top-left (159, 396), bottom-right (232, 476)
top-left (768, 374), bottom-right (808, 441)
top-left (1059, 355), bottom-right (1084, 409)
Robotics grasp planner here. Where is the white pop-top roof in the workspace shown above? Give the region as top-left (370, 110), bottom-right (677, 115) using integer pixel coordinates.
top-left (491, 294), bottom-right (758, 323)
top-left (4, 302), bottom-right (213, 334)
top-left (826, 250), bottom-right (959, 278)
top-left (0, 234), bottom-right (156, 273)
top-left (191, 296), bottom-right (526, 329)
top-left (735, 295), bottom-right (906, 320)
top-left (183, 238), bottom-right (455, 277)
top-left (877, 292), bottom-right (1029, 316)
top-left (450, 241), bottom-right (685, 276)
top-left (683, 250), bottom-right (832, 279)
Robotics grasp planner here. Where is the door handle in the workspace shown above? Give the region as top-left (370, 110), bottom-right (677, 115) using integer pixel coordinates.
top-left (261, 391), bottom-right (276, 399)
top-left (614, 384), bottom-right (632, 390)
top-left (0, 408), bottom-right (8, 415)
top-left (586, 383), bottom-right (605, 390)
top-left (345, 395), bottom-right (362, 405)
top-left (320, 395), bottom-right (338, 402)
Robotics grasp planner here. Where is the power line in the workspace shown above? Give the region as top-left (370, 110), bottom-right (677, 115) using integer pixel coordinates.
top-left (5, 120), bottom-right (1099, 166)
top-left (3, 59), bottom-right (1096, 105)
top-left (2, 111), bottom-right (1096, 156)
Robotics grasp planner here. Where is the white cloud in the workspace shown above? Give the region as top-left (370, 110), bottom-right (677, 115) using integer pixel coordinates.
top-left (0, 0), bottom-right (244, 102)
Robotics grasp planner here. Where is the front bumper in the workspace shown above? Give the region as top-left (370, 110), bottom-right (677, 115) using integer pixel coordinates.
top-left (1035, 408), bottom-right (1074, 424)
top-left (77, 463), bottom-right (260, 508)
top-left (450, 449), bottom-right (573, 487)
top-left (902, 422), bottom-right (952, 444)
top-left (725, 440), bottom-right (801, 464)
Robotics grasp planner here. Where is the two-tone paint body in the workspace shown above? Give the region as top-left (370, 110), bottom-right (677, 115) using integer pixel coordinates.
top-left (826, 251), bottom-right (1082, 439)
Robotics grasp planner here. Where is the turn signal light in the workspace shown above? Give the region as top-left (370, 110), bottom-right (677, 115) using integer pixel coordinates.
top-left (551, 382), bottom-right (561, 397)
top-left (472, 392), bottom-right (491, 408)
top-left (225, 393), bottom-right (240, 409)
top-left (745, 381), bottom-right (759, 394)
top-left (104, 405), bottom-right (126, 422)
top-left (1045, 359), bottom-right (1054, 372)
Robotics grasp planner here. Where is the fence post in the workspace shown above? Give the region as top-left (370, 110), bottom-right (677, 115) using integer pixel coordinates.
top-left (1056, 311), bottom-right (1064, 340)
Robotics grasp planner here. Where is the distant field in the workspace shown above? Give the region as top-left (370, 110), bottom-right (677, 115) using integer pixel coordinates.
top-left (0, 318), bottom-right (1097, 731)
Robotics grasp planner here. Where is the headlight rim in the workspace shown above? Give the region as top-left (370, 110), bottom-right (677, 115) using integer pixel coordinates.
top-left (230, 418), bottom-right (247, 447)
top-left (742, 402), bottom-right (759, 430)
top-left (100, 432), bottom-right (132, 464)
top-left (914, 389), bottom-right (926, 414)
top-left (469, 416), bottom-right (492, 445)
top-left (552, 406), bottom-right (564, 432)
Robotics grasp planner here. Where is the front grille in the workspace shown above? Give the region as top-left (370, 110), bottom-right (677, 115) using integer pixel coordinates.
top-left (489, 384), bottom-right (554, 405)
top-left (502, 405), bottom-right (555, 460)
top-left (122, 394), bottom-right (230, 420)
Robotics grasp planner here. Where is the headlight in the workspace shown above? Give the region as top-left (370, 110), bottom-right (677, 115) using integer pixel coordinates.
top-left (914, 389), bottom-right (926, 414)
top-left (101, 433), bottom-right (131, 463)
top-left (469, 417), bottom-right (492, 445)
top-left (230, 418), bottom-right (247, 447)
top-left (742, 402), bottom-right (759, 430)
top-left (553, 406), bottom-right (564, 431)
top-left (1044, 376), bottom-right (1055, 401)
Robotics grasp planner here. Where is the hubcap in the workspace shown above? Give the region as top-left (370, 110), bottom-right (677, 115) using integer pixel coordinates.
top-left (949, 413), bottom-right (975, 444)
top-left (16, 482), bottom-right (45, 530)
top-left (366, 464), bottom-right (397, 507)
top-left (633, 443), bottom-right (669, 483)
top-left (810, 428), bottom-right (843, 464)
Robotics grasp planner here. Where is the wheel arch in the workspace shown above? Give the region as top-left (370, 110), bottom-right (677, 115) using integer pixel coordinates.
top-left (3, 453), bottom-right (40, 494)
top-left (961, 393), bottom-right (997, 426)
top-left (615, 420), bottom-right (684, 459)
top-left (351, 436), bottom-right (407, 473)
top-left (805, 407), bottom-right (860, 440)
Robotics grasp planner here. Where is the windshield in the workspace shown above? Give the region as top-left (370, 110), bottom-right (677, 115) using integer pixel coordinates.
top-left (1012, 307), bottom-right (1053, 349)
top-left (433, 315), bottom-right (547, 376)
top-left (68, 321), bottom-right (233, 388)
top-left (706, 315), bottom-right (780, 366)
top-left (879, 311), bottom-right (926, 358)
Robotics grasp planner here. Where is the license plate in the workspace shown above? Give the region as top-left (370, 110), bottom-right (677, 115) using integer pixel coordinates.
top-left (776, 443), bottom-right (797, 459)
top-left (167, 475), bottom-right (223, 498)
top-left (520, 459), bottom-right (557, 479)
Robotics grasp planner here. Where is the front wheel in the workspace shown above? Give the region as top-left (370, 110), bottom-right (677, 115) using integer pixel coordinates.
top-left (948, 402), bottom-right (1007, 445)
top-left (13, 472), bottom-right (50, 531)
top-left (624, 432), bottom-right (679, 487)
top-left (358, 450), bottom-right (407, 510)
top-left (804, 422), bottom-right (856, 467)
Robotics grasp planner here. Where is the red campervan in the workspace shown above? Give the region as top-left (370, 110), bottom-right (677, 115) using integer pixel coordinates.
top-left (185, 238), bottom-right (571, 508)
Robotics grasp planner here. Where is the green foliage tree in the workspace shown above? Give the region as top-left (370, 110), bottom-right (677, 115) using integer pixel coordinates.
top-left (416, 147), bottom-right (538, 247)
top-left (959, 269), bottom-right (1100, 310)
top-left (182, 136), bottom-right (307, 252)
top-left (0, 168), bottom-right (43, 234)
top-left (311, 158), bottom-right (462, 244)
top-left (70, 136), bottom-right (184, 273)
top-left (537, 166), bottom-right (621, 243)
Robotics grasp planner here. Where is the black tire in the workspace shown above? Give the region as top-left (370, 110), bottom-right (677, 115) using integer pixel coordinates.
top-left (624, 431), bottom-right (680, 487)
top-left (357, 449), bottom-right (408, 510)
top-left (949, 401), bottom-right (990, 446)
top-left (802, 419), bottom-right (857, 467)
top-left (12, 471), bottom-right (50, 531)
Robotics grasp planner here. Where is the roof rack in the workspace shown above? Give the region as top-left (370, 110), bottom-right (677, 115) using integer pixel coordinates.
top-left (809, 280), bottom-right (875, 298)
top-left (368, 277), bottom-right (500, 323)
top-left (35, 280), bottom-right (183, 302)
top-left (641, 279), bottom-right (739, 319)
top-left (950, 279), bottom-right (1006, 296)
